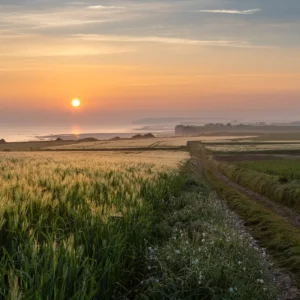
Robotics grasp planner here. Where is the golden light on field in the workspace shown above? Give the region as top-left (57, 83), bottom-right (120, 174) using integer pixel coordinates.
top-left (72, 99), bottom-right (81, 107)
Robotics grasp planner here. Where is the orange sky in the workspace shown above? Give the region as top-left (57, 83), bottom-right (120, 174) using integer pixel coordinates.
top-left (1, 0), bottom-right (300, 125)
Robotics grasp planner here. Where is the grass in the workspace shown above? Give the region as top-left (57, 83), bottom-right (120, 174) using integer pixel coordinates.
top-left (237, 159), bottom-right (300, 182)
top-left (0, 151), bottom-right (278, 299)
top-left (139, 163), bottom-right (278, 299)
top-left (203, 163), bottom-right (300, 284)
top-left (217, 160), bottom-right (300, 213)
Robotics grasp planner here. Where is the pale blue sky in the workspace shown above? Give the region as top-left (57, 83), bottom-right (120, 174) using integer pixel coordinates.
top-left (1, 0), bottom-right (299, 48)
top-left (0, 0), bottom-right (300, 126)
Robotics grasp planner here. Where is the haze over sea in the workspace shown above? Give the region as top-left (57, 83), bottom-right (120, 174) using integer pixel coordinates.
top-left (0, 124), bottom-right (175, 142)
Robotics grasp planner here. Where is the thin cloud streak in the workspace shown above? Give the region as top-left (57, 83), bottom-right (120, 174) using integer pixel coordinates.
top-left (87, 5), bottom-right (125, 10)
top-left (75, 34), bottom-right (269, 48)
top-left (198, 9), bottom-right (261, 15)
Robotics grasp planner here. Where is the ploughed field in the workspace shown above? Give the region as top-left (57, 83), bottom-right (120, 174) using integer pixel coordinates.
top-left (0, 151), bottom-right (277, 299)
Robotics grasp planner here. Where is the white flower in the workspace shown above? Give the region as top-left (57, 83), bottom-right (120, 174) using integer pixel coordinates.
top-left (148, 266), bottom-right (151, 270)
top-left (229, 287), bottom-right (234, 293)
top-left (238, 261), bottom-right (242, 265)
top-left (175, 250), bottom-right (180, 254)
top-left (257, 279), bottom-right (264, 284)
top-left (167, 256), bottom-right (171, 259)
top-left (199, 272), bottom-right (203, 280)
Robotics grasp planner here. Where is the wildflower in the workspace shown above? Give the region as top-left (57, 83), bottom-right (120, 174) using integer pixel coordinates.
top-left (257, 279), bottom-right (264, 284)
top-left (238, 261), bottom-right (242, 265)
top-left (192, 259), bottom-right (199, 265)
top-left (199, 271), bottom-right (203, 280)
top-left (148, 266), bottom-right (151, 270)
top-left (229, 288), bottom-right (234, 293)
top-left (167, 256), bottom-right (171, 260)
top-left (175, 250), bottom-right (180, 254)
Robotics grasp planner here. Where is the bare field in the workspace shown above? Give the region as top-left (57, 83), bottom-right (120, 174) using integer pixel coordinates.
top-left (45, 136), bottom-right (253, 150)
top-left (214, 154), bottom-right (284, 162)
top-left (241, 132), bottom-right (300, 142)
top-left (207, 143), bottom-right (300, 153)
top-left (0, 140), bottom-right (78, 151)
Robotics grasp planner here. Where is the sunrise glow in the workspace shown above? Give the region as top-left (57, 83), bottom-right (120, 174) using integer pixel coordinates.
top-left (72, 99), bottom-right (81, 107)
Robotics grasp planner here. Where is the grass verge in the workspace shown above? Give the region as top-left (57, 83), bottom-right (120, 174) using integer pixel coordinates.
top-left (217, 162), bottom-right (300, 213)
top-left (203, 163), bottom-right (300, 284)
top-left (137, 162), bottom-right (278, 299)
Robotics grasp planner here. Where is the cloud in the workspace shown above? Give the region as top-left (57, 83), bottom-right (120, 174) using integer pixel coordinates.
top-left (87, 5), bottom-right (124, 10)
top-left (75, 34), bottom-right (268, 48)
top-left (198, 9), bottom-right (261, 15)
top-left (0, 34), bottom-right (135, 57)
top-left (0, 4), bottom-right (128, 31)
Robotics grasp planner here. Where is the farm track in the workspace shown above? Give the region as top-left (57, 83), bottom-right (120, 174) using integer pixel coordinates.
top-left (188, 144), bottom-right (300, 299)
top-left (210, 167), bottom-right (300, 300)
top-left (213, 169), bottom-right (300, 231)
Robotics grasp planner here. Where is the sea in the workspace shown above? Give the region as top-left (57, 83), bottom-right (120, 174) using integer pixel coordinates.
top-left (0, 124), bottom-right (175, 142)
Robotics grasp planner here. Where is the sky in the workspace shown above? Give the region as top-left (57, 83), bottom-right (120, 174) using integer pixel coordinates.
top-left (0, 0), bottom-right (300, 126)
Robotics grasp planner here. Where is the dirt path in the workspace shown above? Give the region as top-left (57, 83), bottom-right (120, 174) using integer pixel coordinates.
top-left (214, 168), bottom-right (300, 231)
top-left (189, 148), bottom-right (300, 300)
top-left (210, 166), bottom-right (300, 300)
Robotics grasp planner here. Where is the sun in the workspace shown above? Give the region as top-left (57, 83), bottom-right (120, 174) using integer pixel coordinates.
top-left (72, 99), bottom-right (81, 107)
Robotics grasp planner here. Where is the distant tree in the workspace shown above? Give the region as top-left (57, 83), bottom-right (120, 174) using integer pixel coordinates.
top-left (110, 136), bottom-right (121, 141)
top-left (132, 134), bottom-right (143, 139)
top-left (144, 133), bottom-right (155, 138)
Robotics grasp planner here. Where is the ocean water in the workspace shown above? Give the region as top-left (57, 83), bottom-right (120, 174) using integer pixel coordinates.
top-left (0, 124), bottom-right (174, 142)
